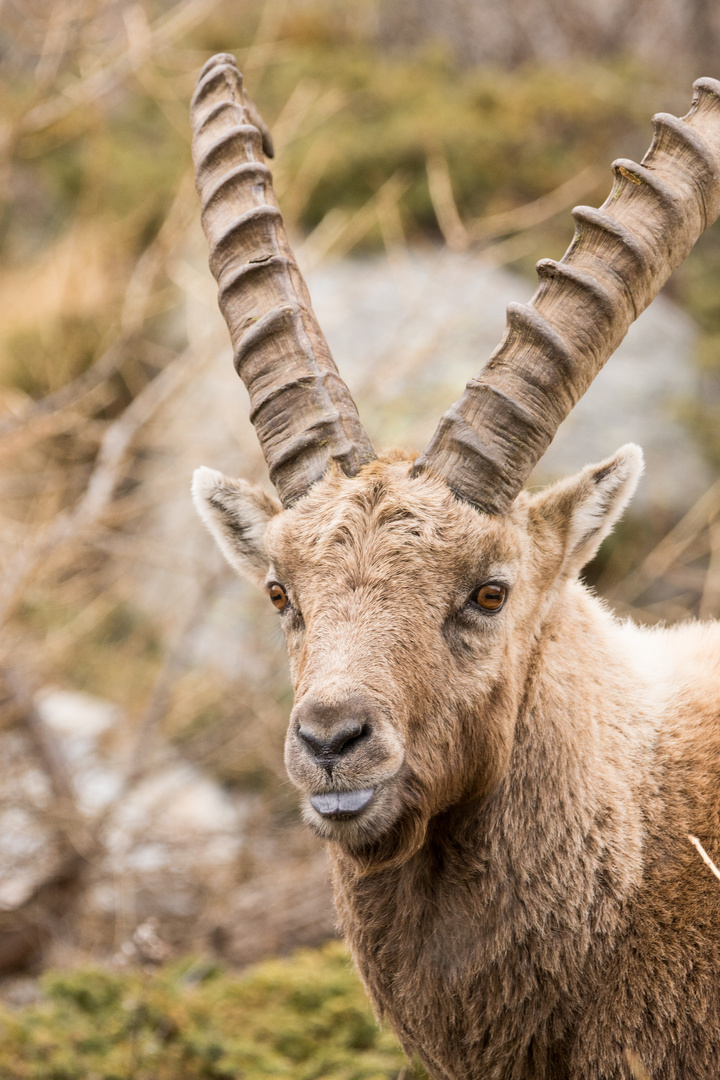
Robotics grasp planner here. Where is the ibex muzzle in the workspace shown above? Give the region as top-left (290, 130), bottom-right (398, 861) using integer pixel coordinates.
top-left (191, 57), bottom-right (720, 1080)
top-left (290, 695), bottom-right (397, 822)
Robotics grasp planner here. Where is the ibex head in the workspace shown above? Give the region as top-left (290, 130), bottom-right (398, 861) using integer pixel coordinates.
top-left (190, 56), bottom-right (720, 864)
top-left (194, 444), bottom-right (642, 861)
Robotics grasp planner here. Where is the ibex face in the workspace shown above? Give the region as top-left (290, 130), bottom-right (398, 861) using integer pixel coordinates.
top-left (194, 443), bottom-right (641, 857)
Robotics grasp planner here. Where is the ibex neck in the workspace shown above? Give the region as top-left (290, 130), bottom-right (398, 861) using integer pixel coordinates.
top-left (331, 584), bottom-right (660, 1079)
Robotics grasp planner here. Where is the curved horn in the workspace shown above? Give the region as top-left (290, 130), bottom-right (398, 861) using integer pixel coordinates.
top-left (412, 78), bottom-right (720, 514)
top-left (191, 54), bottom-right (375, 506)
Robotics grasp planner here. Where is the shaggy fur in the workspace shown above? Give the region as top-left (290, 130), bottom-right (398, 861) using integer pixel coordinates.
top-left (193, 445), bottom-right (720, 1080)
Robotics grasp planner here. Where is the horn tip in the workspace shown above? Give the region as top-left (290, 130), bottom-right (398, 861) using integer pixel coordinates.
top-left (198, 53), bottom-right (240, 80)
top-left (692, 76), bottom-right (720, 98)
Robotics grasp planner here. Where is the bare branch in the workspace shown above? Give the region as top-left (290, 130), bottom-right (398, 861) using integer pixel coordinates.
top-left (426, 150), bottom-right (469, 251)
top-left (298, 171), bottom-right (411, 271)
top-left (11, 0), bottom-right (223, 140)
top-left (0, 343), bottom-right (205, 629)
top-left (116, 571), bottom-right (223, 795)
top-left (614, 477), bottom-right (720, 603)
top-left (469, 165), bottom-right (603, 241)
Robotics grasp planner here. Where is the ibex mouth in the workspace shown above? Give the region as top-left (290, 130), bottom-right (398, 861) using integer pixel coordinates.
top-left (310, 788), bottom-right (375, 818)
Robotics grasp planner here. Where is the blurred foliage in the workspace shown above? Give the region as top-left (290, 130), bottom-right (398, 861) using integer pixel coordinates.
top-left (164, 669), bottom-right (285, 790)
top-left (0, 3), bottom-right (684, 280)
top-left (4, 315), bottom-right (103, 397)
top-left (2, 17), bottom-right (678, 279)
top-left (0, 942), bottom-right (423, 1079)
top-left (20, 594), bottom-right (164, 707)
top-left (260, 50), bottom-right (650, 238)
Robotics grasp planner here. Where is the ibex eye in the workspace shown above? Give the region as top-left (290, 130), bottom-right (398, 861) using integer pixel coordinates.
top-left (471, 583), bottom-right (507, 613)
top-left (268, 583), bottom-right (288, 611)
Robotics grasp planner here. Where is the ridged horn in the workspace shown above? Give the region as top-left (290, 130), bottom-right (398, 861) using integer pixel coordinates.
top-left (191, 54), bottom-right (375, 506)
top-left (412, 78), bottom-right (720, 514)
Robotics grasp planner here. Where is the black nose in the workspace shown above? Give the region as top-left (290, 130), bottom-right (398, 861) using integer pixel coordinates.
top-left (297, 721), bottom-right (367, 766)
top-left (293, 697), bottom-right (375, 769)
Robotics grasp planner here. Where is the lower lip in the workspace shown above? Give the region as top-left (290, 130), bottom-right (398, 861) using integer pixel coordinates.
top-left (310, 788), bottom-right (375, 819)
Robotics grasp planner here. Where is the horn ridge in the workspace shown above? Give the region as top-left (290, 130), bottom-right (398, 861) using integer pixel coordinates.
top-left (569, 207), bottom-right (650, 319)
top-left (191, 53), bottom-right (375, 506)
top-left (196, 126), bottom-right (266, 180)
top-left (535, 260), bottom-right (617, 322)
top-left (412, 80), bottom-right (720, 513)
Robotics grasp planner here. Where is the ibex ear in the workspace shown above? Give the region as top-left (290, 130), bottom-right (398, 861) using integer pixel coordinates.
top-left (192, 467), bottom-right (281, 587)
top-left (528, 444), bottom-right (644, 580)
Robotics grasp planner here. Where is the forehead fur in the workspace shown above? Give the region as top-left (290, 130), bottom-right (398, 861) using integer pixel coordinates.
top-left (264, 452), bottom-right (523, 580)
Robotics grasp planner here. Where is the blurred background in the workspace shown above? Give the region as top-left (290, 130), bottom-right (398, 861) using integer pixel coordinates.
top-left (0, 0), bottom-right (719, 1073)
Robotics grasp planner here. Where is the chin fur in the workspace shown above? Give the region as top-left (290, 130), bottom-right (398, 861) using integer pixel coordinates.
top-left (301, 784), bottom-right (402, 847)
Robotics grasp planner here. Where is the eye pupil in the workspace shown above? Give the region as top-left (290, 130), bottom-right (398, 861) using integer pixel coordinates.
top-left (269, 584), bottom-right (288, 610)
top-left (473, 584), bottom-right (507, 612)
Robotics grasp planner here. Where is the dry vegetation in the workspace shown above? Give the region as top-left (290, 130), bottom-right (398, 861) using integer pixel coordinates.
top-left (0, 1), bottom-right (719, 1070)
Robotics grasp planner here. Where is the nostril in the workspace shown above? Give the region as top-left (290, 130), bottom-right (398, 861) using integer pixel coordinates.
top-left (328, 721), bottom-right (368, 756)
top-left (297, 721), bottom-right (370, 766)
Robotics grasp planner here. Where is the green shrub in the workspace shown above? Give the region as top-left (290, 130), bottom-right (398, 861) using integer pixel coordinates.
top-left (0, 943), bottom-right (424, 1080)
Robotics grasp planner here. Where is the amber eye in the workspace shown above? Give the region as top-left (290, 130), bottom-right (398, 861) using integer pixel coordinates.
top-left (471, 583), bottom-right (507, 613)
top-left (268, 583), bottom-right (288, 611)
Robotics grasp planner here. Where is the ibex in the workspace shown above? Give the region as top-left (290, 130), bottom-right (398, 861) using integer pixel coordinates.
top-left (189, 55), bottom-right (720, 1079)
